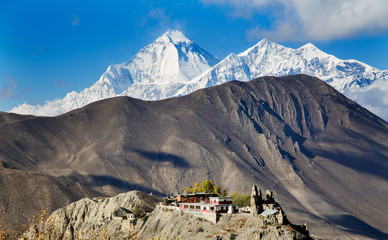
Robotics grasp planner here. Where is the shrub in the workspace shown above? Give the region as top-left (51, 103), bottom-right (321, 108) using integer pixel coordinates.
top-left (133, 203), bottom-right (145, 219)
top-left (232, 192), bottom-right (250, 207)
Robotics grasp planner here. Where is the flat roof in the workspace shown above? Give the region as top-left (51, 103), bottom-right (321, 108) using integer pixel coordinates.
top-left (260, 209), bottom-right (278, 216)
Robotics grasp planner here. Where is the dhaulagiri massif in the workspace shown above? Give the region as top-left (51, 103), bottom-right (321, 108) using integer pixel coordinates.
top-left (11, 30), bottom-right (388, 121)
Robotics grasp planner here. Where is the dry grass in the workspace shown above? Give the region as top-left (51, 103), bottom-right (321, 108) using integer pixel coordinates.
top-left (286, 225), bottom-right (293, 231)
top-left (0, 209), bottom-right (47, 240)
top-left (221, 228), bottom-right (237, 233)
top-left (235, 218), bottom-right (247, 228)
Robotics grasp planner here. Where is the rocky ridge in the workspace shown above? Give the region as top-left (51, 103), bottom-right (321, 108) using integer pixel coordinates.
top-left (25, 189), bottom-right (311, 240)
top-left (137, 205), bottom-right (309, 240)
top-left (24, 191), bottom-right (160, 239)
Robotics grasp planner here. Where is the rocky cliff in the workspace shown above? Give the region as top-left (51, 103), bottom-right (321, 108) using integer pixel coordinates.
top-left (24, 190), bottom-right (310, 240)
top-left (23, 191), bottom-right (160, 239)
top-left (137, 204), bottom-right (310, 240)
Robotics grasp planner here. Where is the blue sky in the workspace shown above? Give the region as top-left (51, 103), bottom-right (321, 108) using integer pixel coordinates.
top-left (1, 0), bottom-right (388, 111)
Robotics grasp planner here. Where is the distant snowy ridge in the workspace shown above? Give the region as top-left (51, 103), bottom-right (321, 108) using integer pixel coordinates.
top-left (11, 30), bottom-right (219, 116)
top-left (10, 31), bottom-right (388, 121)
top-left (173, 39), bottom-right (388, 120)
top-left (176, 39), bottom-right (387, 92)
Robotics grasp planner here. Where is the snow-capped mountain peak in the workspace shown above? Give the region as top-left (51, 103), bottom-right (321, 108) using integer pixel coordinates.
top-left (95, 29), bottom-right (219, 92)
top-left (239, 38), bottom-right (282, 57)
top-left (10, 32), bottom-right (388, 121)
top-left (159, 29), bottom-right (192, 44)
top-left (10, 30), bottom-right (219, 116)
top-left (297, 43), bottom-right (335, 61)
top-left (176, 38), bottom-right (388, 120)
top-left (299, 42), bottom-right (318, 50)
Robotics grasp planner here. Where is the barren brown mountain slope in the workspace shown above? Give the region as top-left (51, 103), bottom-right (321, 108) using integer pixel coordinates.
top-left (0, 74), bottom-right (387, 238)
top-left (0, 167), bottom-right (103, 236)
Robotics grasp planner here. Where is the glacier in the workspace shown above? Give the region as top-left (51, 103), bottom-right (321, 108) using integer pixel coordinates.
top-left (10, 30), bottom-right (388, 121)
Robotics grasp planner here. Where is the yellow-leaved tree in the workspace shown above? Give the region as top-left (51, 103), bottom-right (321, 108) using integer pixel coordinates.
top-left (185, 179), bottom-right (227, 196)
top-left (193, 182), bottom-right (201, 193)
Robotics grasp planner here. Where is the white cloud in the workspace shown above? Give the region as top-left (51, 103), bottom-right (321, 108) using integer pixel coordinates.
top-left (201, 0), bottom-right (388, 41)
top-left (292, 0), bottom-right (388, 41)
top-left (10, 102), bottom-right (62, 116)
top-left (344, 78), bottom-right (388, 121)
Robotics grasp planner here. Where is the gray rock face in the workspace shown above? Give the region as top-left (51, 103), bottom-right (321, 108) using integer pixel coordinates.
top-left (137, 204), bottom-right (310, 240)
top-left (24, 191), bottom-right (310, 240)
top-left (250, 185), bottom-right (258, 215)
top-left (265, 190), bottom-right (274, 203)
top-left (250, 185), bottom-right (287, 225)
top-left (24, 191), bottom-right (160, 239)
top-left (250, 184), bottom-right (263, 215)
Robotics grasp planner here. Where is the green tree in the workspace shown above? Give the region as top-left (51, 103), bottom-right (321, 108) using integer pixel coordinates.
top-left (232, 192), bottom-right (250, 207)
top-left (214, 185), bottom-right (221, 195)
top-left (133, 203), bottom-right (142, 219)
top-left (222, 188), bottom-right (228, 197)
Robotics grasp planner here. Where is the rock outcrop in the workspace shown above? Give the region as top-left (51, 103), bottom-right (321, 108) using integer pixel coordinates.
top-left (250, 184), bottom-right (263, 215)
top-left (23, 189), bottom-right (311, 240)
top-left (137, 204), bottom-right (310, 240)
top-left (23, 191), bottom-right (160, 239)
top-left (250, 185), bottom-right (287, 225)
